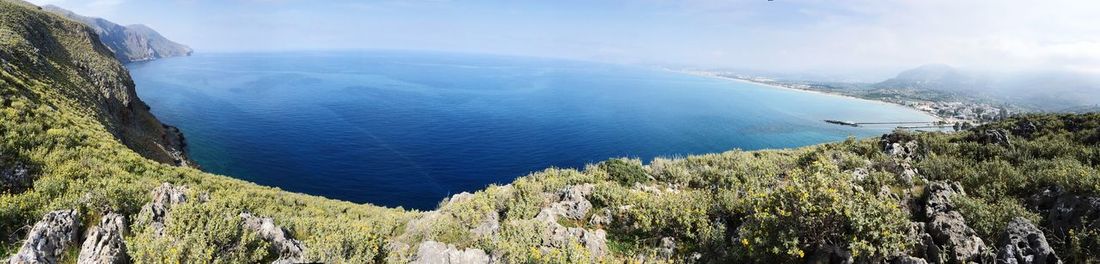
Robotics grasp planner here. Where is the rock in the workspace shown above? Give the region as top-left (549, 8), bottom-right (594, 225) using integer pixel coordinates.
top-left (544, 226), bottom-right (607, 258)
top-left (0, 159), bottom-right (32, 194)
top-left (997, 218), bottom-right (1060, 264)
top-left (657, 237), bottom-right (676, 259)
top-left (968, 129), bottom-right (1012, 147)
top-left (137, 183), bottom-right (188, 236)
top-left (535, 184), bottom-right (594, 221)
top-left (926, 211), bottom-right (987, 263)
top-left (77, 213), bottom-right (129, 264)
top-left (891, 256), bottom-right (929, 264)
top-left (239, 213), bottom-right (306, 264)
top-left (1012, 120), bottom-right (1039, 138)
top-left (1029, 186), bottom-right (1100, 241)
top-left (588, 209), bottom-right (612, 227)
top-left (443, 192), bottom-right (474, 207)
top-left (806, 245), bottom-right (853, 264)
top-left (920, 181), bottom-right (989, 263)
top-left (411, 241), bottom-right (490, 264)
top-left (924, 181), bottom-right (965, 218)
top-left (470, 210), bottom-right (500, 239)
top-left (881, 132), bottom-right (919, 160)
top-left (8, 210), bottom-right (80, 264)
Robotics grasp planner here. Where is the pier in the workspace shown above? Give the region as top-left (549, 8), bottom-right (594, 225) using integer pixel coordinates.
top-left (824, 120), bottom-right (946, 128)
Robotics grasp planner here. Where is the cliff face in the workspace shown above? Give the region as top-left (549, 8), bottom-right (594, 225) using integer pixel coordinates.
top-left (41, 4), bottom-right (192, 63)
top-left (1, 0), bottom-right (192, 166)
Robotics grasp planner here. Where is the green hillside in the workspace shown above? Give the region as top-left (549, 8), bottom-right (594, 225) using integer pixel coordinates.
top-left (2, 0), bottom-right (1099, 263)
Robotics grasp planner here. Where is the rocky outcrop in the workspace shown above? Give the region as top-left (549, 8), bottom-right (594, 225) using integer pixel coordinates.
top-left (880, 132), bottom-right (921, 184)
top-left (412, 241), bottom-right (490, 264)
top-left (8, 210), bottom-right (80, 264)
top-left (1029, 186), bottom-right (1100, 238)
top-left (535, 184), bottom-right (594, 221)
top-left (77, 213), bottom-right (130, 264)
top-left (912, 181), bottom-right (990, 264)
top-left (137, 183), bottom-right (188, 236)
top-left (533, 184), bottom-right (608, 259)
top-left (968, 129), bottom-right (1012, 147)
top-left (239, 213), bottom-right (306, 264)
top-left (996, 218), bottom-right (1060, 264)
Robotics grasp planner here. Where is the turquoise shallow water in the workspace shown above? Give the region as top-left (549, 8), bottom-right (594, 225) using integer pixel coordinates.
top-left (128, 51), bottom-right (937, 209)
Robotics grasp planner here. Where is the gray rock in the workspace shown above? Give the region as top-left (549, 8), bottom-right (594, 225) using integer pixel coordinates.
top-left (77, 213), bottom-right (129, 264)
top-left (137, 183), bottom-right (188, 236)
top-left (806, 245), bottom-right (853, 264)
top-left (891, 256), bottom-right (929, 264)
top-left (1029, 186), bottom-right (1100, 237)
top-left (924, 181), bottom-right (965, 218)
top-left (412, 241), bottom-right (490, 264)
top-left (997, 217), bottom-right (1060, 264)
top-left (239, 213), bottom-right (306, 264)
top-left (920, 181), bottom-right (989, 263)
top-left (0, 158), bottom-right (32, 194)
top-left (588, 208), bottom-right (612, 227)
top-left (657, 237), bottom-right (676, 259)
top-left (926, 211), bottom-right (987, 263)
top-left (9, 210), bottom-right (80, 264)
top-left (536, 184), bottom-right (594, 221)
top-left (969, 129), bottom-right (1012, 147)
top-left (470, 210), bottom-right (500, 239)
top-left (881, 132), bottom-right (920, 161)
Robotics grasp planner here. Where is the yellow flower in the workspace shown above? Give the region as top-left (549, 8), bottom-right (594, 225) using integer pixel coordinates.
top-left (741, 238), bottom-right (750, 246)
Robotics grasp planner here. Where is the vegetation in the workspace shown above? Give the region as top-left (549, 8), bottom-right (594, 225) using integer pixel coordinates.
top-left (2, 0), bottom-right (1100, 262)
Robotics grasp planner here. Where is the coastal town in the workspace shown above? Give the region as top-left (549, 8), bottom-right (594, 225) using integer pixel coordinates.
top-left (682, 70), bottom-right (1017, 130)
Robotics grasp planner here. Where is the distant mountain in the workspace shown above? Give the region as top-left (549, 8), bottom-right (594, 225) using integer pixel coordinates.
top-left (876, 64), bottom-right (1100, 111)
top-left (874, 64), bottom-right (992, 93)
top-left (41, 4), bottom-right (192, 63)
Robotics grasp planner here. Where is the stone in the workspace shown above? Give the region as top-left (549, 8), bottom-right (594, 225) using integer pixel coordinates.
top-left (412, 241), bottom-right (490, 264)
top-left (924, 181), bottom-right (965, 218)
top-left (77, 213), bottom-right (129, 264)
top-left (470, 210), bottom-right (500, 239)
top-left (920, 181), bottom-right (989, 263)
top-left (0, 157), bottom-right (32, 194)
top-left (968, 129), bottom-right (1012, 147)
top-left (1030, 186), bottom-right (1100, 236)
top-left (535, 184), bottom-right (594, 222)
top-left (997, 218), bottom-right (1060, 264)
top-left (239, 213), bottom-right (306, 264)
top-left (137, 183), bottom-right (188, 236)
top-left (657, 237), bottom-right (676, 259)
top-left (890, 256), bottom-right (929, 264)
top-left (8, 210), bottom-right (80, 264)
top-left (926, 211), bottom-right (987, 263)
top-left (881, 132), bottom-right (919, 161)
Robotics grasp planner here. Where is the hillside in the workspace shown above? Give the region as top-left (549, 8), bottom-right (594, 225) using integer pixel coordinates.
top-left (40, 4), bottom-right (192, 63)
top-left (2, 0), bottom-right (1100, 263)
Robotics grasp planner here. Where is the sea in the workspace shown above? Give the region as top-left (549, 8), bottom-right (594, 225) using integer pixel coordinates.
top-left (128, 51), bottom-right (938, 209)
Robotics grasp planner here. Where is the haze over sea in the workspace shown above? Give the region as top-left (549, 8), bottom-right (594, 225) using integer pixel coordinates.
top-left (129, 51), bottom-right (936, 209)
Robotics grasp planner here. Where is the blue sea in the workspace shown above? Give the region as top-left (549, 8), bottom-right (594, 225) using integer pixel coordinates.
top-left (128, 51), bottom-right (937, 210)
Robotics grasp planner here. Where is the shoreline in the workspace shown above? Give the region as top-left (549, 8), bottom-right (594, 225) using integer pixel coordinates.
top-left (675, 70), bottom-right (948, 124)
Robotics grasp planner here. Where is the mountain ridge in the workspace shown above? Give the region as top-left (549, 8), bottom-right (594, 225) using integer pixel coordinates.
top-left (39, 4), bottom-right (192, 63)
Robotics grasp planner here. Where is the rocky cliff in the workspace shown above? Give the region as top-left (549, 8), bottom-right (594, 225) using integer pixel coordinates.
top-left (1, 0), bottom-right (192, 166)
top-left (41, 4), bottom-right (192, 63)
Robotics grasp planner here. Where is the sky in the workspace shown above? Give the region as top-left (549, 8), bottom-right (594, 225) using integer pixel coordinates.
top-left (25, 0), bottom-right (1100, 80)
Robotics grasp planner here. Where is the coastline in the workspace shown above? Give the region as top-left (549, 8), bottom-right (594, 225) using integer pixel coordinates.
top-left (675, 70), bottom-right (948, 123)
